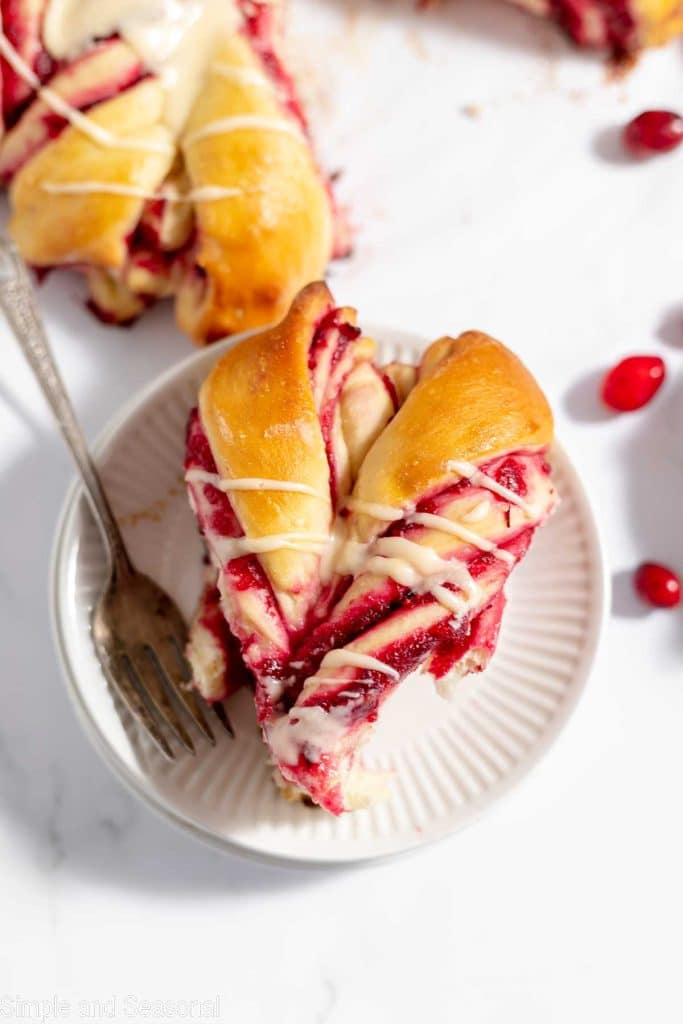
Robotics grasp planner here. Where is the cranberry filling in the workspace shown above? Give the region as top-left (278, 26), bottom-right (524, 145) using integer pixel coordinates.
top-left (304, 615), bottom-right (473, 722)
top-left (287, 452), bottom-right (541, 683)
top-left (308, 307), bottom-right (362, 506)
top-left (237, 0), bottom-right (351, 258)
top-left (492, 456), bottom-right (528, 496)
top-left (288, 528), bottom-right (533, 711)
top-left (1, 39), bottom-right (147, 180)
top-left (379, 370), bottom-right (399, 411)
top-left (194, 581), bottom-right (253, 701)
top-left (2, 0), bottom-right (343, 326)
top-left (599, 0), bottom-right (637, 54)
top-left (1, 0), bottom-right (56, 125)
top-left (287, 591), bottom-right (510, 813)
top-left (186, 409), bottom-right (292, 693)
top-left (288, 577), bottom-right (405, 693)
top-left (186, 409), bottom-right (242, 537)
top-left (187, 344), bottom-right (551, 813)
top-left (549, 0), bottom-right (637, 53)
top-left (237, 0), bottom-right (310, 133)
top-left (307, 308), bottom-right (361, 374)
top-left (428, 590), bottom-right (505, 679)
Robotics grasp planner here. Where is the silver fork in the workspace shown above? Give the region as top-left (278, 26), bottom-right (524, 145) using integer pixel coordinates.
top-left (0, 238), bottom-right (230, 759)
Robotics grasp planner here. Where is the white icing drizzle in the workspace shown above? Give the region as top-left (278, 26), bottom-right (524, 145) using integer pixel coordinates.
top-left (304, 679), bottom-right (375, 690)
top-left (183, 115), bottom-right (304, 147)
top-left (326, 519), bottom-right (489, 616)
top-left (461, 498), bottom-right (491, 523)
top-left (210, 62), bottom-right (270, 88)
top-left (355, 535), bottom-right (478, 619)
top-left (212, 532), bottom-right (329, 562)
top-left (267, 706), bottom-right (347, 765)
top-left (319, 523), bottom-right (367, 582)
top-left (429, 585), bottom-right (468, 616)
top-left (42, 0), bottom-right (240, 135)
top-left (175, 185), bottom-right (245, 202)
top-left (368, 536), bottom-right (478, 598)
top-left (319, 650), bottom-right (399, 680)
top-left (0, 32), bottom-right (173, 154)
top-left (447, 460), bottom-right (538, 516)
top-left (345, 497), bottom-right (404, 522)
top-left (325, 463), bottom-right (536, 603)
top-left (408, 511), bottom-right (515, 566)
top-left (185, 468), bottom-right (326, 498)
top-left (42, 181), bottom-right (244, 202)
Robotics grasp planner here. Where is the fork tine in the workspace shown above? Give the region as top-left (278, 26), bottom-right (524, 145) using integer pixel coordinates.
top-left (103, 653), bottom-right (176, 761)
top-left (154, 632), bottom-right (216, 745)
top-left (211, 700), bottom-right (235, 738)
top-left (127, 647), bottom-right (196, 754)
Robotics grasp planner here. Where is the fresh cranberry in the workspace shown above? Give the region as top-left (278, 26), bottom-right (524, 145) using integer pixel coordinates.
top-left (601, 355), bottom-right (665, 412)
top-left (634, 563), bottom-right (682, 609)
top-left (623, 111), bottom-right (683, 156)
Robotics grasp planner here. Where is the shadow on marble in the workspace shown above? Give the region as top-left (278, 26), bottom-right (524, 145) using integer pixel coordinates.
top-left (657, 304), bottom-right (683, 349)
top-left (590, 126), bottom-right (634, 167)
top-left (0, 374), bottom-right (46, 439)
top-left (610, 569), bottom-right (648, 619)
top-left (616, 371), bottom-right (683, 647)
top-left (563, 368), bottom-right (614, 424)
top-left (33, 271), bottom-right (190, 409)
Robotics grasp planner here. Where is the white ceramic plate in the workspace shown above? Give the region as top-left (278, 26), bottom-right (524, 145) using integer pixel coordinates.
top-left (50, 326), bottom-right (607, 865)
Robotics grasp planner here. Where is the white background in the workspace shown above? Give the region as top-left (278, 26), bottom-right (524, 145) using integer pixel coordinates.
top-left (2, 0), bottom-right (683, 1020)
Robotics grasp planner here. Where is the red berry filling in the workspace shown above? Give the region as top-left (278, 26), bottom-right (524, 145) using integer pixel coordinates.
top-left (549, 0), bottom-right (637, 53)
top-left (287, 508), bottom-right (534, 705)
top-left (1, 0), bottom-right (55, 125)
top-left (237, 0), bottom-right (309, 134)
top-left (0, 39), bottom-right (147, 181)
top-left (193, 580), bottom-right (253, 701)
top-left (0, 1), bottom-right (343, 327)
top-left (281, 588), bottom-right (512, 813)
top-left (186, 338), bottom-right (555, 813)
top-left (185, 408), bottom-right (293, 703)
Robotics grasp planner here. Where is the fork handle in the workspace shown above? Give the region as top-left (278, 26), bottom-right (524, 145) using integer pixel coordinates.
top-left (0, 239), bottom-right (133, 578)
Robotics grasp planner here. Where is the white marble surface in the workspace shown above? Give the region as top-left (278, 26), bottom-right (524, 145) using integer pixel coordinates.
top-left (1, 1), bottom-right (683, 1020)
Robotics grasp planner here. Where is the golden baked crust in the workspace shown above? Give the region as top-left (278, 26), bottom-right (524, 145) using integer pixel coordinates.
top-left (188, 289), bottom-right (558, 812)
top-left (352, 330), bottom-right (554, 512)
top-left (177, 35), bottom-right (333, 343)
top-left (1, 22), bottom-right (335, 344)
top-left (637, 0), bottom-right (683, 45)
top-left (9, 79), bottom-right (173, 268)
top-left (509, 0), bottom-right (683, 48)
top-left (199, 281), bottom-right (337, 593)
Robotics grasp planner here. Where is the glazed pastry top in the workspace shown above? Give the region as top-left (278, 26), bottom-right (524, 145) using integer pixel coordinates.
top-left (41, 0), bottom-right (240, 135)
top-left (198, 282), bottom-right (373, 591)
top-left (351, 331), bottom-right (554, 527)
top-left (9, 79), bottom-right (175, 268)
top-left (177, 34), bottom-right (333, 340)
top-left (186, 283), bottom-right (558, 813)
top-left (0, 0), bottom-right (335, 343)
